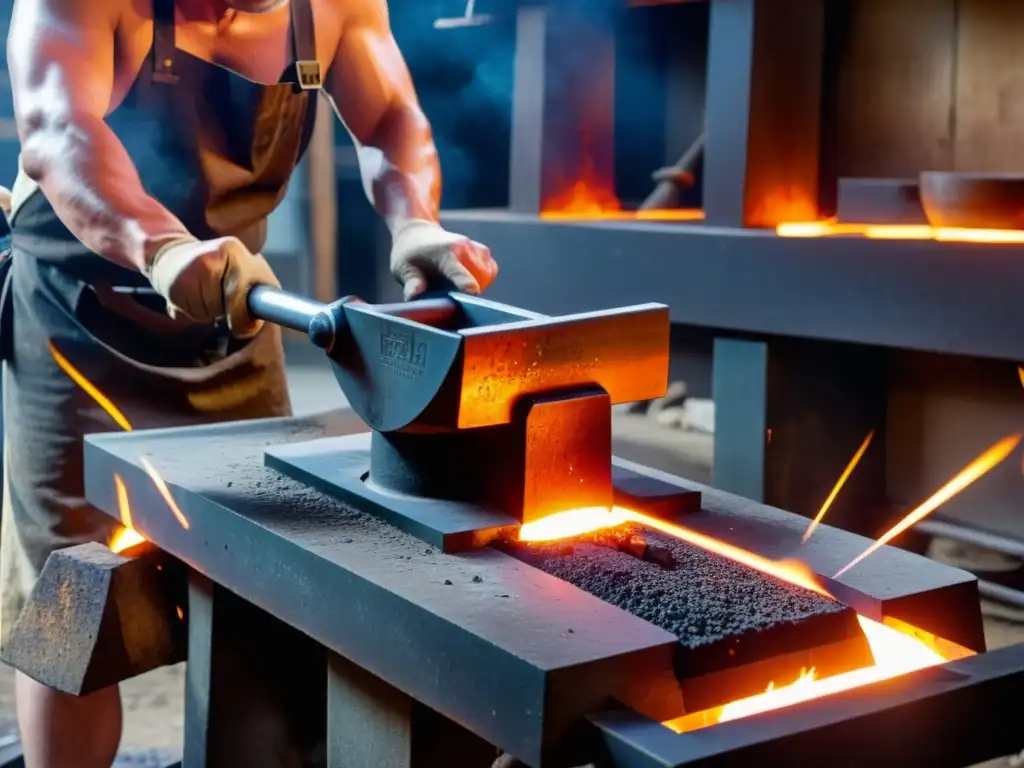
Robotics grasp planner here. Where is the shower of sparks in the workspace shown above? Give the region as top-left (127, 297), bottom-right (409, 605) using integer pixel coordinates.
top-left (834, 434), bottom-right (1022, 578)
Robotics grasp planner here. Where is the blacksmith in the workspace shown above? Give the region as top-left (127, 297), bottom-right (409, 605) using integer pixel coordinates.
top-left (2, 0), bottom-right (497, 765)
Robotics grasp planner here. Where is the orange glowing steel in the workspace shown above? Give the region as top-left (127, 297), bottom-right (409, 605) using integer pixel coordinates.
top-left (776, 220), bottom-right (1024, 243)
top-left (802, 431), bottom-right (875, 544)
top-left (139, 457), bottom-right (191, 530)
top-left (519, 507), bottom-right (826, 596)
top-left (48, 342), bottom-right (133, 431)
top-left (521, 503), bottom-right (969, 732)
top-left (664, 615), bottom-right (951, 734)
top-left (109, 474), bottom-right (146, 553)
top-left (834, 433), bottom-right (1022, 578)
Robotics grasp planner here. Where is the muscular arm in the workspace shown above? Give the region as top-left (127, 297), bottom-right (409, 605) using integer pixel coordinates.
top-left (326, 0), bottom-right (441, 231)
top-left (8, 0), bottom-right (191, 272)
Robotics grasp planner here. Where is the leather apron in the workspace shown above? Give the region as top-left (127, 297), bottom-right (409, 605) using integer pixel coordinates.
top-left (0, 2), bottom-right (323, 762)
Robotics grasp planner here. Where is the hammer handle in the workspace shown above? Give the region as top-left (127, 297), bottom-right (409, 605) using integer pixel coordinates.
top-left (247, 285), bottom-right (462, 351)
top-left (247, 284), bottom-right (329, 336)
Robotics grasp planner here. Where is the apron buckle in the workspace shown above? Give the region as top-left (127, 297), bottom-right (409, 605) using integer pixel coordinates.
top-left (294, 61), bottom-right (322, 90)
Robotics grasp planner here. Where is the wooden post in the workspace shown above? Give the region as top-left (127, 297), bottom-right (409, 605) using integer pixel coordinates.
top-left (702, 0), bottom-right (827, 227)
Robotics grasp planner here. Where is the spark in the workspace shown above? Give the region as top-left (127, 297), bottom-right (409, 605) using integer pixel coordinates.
top-left (802, 431), bottom-right (875, 544)
top-left (48, 341), bottom-right (133, 431)
top-left (139, 456), bottom-right (191, 530)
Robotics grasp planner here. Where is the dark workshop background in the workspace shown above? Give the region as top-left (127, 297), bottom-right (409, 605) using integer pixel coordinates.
top-left (334, 0), bottom-right (704, 300)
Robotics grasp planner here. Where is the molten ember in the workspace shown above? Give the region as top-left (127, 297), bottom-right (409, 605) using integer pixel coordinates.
top-left (834, 433), bottom-right (1021, 578)
top-left (777, 220), bottom-right (1024, 243)
top-left (802, 430), bottom-right (875, 544)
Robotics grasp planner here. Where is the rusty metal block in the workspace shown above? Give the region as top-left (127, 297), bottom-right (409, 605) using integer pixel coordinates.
top-left (2, 542), bottom-right (186, 696)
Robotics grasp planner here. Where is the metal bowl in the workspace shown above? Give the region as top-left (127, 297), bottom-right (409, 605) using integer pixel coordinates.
top-left (919, 171), bottom-right (1024, 229)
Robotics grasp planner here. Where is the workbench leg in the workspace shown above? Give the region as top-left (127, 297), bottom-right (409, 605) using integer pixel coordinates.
top-left (327, 652), bottom-right (495, 768)
top-left (183, 571), bottom-right (326, 768)
top-left (712, 336), bottom-right (890, 537)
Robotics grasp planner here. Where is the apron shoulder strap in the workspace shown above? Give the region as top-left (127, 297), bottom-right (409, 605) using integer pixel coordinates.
top-left (151, 0), bottom-right (180, 84)
top-left (288, 0), bottom-right (321, 90)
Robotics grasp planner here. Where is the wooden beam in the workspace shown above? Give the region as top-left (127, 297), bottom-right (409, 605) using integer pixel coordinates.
top-left (836, 0), bottom-right (957, 178)
top-left (954, 0), bottom-right (1024, 172)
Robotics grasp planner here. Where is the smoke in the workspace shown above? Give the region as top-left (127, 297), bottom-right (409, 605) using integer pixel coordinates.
top-left (388, 0), bottom-right (706, 210)
top-left (390, 0), bottom-right (516, 209)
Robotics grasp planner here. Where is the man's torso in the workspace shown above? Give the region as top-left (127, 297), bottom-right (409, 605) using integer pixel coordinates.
top-left (107, 0), bottom-right (345, 115)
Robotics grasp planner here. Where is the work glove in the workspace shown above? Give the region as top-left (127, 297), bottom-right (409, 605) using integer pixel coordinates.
top-left (146, 235), bottom-right (279, 338)
top-left (390, 218), bottom-right (498, 300)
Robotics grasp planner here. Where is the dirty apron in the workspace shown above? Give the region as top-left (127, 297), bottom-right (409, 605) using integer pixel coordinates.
top-left (0, 0), bottom-right (324, 762)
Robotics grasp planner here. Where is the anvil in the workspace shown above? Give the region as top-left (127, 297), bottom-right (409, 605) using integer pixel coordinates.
top-left (247, 287), bottom-right (696, 549)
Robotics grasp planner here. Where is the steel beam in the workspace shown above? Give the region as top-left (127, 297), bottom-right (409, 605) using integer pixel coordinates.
top-left (589, 642), bottom-right (1024, 767)
top-left (437, 212), bottom-right (1024, 363)
top-left (83, 411), bottom-right (679, 767)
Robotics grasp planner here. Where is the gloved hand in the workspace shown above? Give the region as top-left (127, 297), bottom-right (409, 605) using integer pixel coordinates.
top-left (390, 219), bottom-right (498, 300)
top-left (146, 235), bottom-right (279, 338)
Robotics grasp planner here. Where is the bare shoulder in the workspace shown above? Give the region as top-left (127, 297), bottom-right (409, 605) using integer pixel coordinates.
top-left (319, 0), bottom-right (390, 37)
top-left (10, 0), bottom-right (122, 33)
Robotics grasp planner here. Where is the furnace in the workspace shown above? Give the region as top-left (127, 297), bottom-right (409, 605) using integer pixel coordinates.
top-left (1, 283), bottom-right (1020, 767)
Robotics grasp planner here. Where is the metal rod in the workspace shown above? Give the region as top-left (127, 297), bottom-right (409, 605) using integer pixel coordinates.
top-left (917, 518), bottom-right (1024, 560)
top-left (247, 285), bottom-right (329, 335)
top-left (978, 579), bottom-right (1024, 610)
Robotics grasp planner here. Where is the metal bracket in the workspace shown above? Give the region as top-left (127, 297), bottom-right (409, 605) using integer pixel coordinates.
top-left (295, 60), bottom-right (322, 90)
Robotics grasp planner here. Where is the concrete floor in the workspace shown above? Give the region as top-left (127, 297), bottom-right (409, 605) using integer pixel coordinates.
top-left (0, 352), bottom-right (1021, 765)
